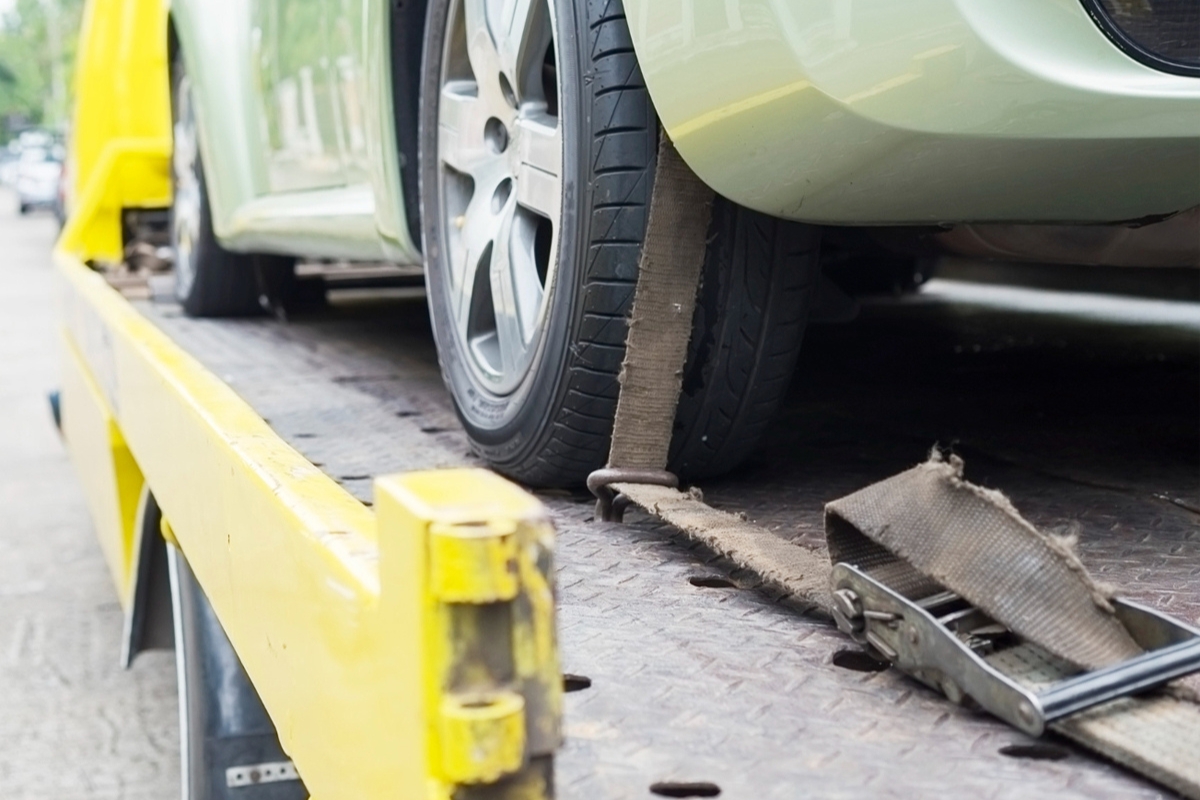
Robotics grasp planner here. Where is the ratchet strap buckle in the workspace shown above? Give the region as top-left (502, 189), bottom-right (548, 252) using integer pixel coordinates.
top-left (586, 468), bottom-right (679, 523)
top-left (830, 562), bottom-right (1200, 737)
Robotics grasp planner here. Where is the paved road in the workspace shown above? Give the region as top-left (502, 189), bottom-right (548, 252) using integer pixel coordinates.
top-left (0, 190), bottom-right (179, 800)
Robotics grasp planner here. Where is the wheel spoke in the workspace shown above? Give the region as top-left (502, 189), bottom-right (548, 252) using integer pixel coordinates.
top-left (462, 0), bottom-right (507, 95)
top-left (451, 188), bottom-right (500, 332)
top-left (515, 113), bottom-right (561, 218)
top-left (438, 83), bottom-right (490, 175)
top-left (173, 125), bottom-right (194, 185)
top-left (172, 78), bottom-right (197, 181)
top-left (449, 242), bottom-right (474, 337)
top-left (172, 77), bottom-right (202, 293)
top-left (489, 202), bottom-right (533, 371)
top-left (510, 210), bottom-right (546, 342)
top-left (436, 0), bottom-right (561, 394)
top-left (452, 240), bottom-right (478, 341)
top-left (494, 0), bottom-right (550, 101)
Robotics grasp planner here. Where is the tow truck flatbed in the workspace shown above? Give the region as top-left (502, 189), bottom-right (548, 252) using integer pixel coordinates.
top-left (73, 266), bottom-right (1197, 799)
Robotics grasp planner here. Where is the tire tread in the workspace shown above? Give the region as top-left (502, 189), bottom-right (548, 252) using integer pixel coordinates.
top-left (435, 0), bottom-right (818, 487)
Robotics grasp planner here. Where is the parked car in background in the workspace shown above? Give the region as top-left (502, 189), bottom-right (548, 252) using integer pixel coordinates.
top-left (121, 0), bottom-right (1200, 488)
top-left (0, 144), bottom-right (19, 187)
top-left (14, 145), bottom-right (64, 215)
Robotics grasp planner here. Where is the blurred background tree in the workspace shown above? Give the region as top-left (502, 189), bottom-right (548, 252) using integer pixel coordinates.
top-left (0, 0), bottom-right (86, 141)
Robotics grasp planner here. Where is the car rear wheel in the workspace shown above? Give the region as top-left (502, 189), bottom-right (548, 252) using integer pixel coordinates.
top-left (170, 52), bottom-right (292, 318)
top-left (419, 0), bottom-right (819, 487)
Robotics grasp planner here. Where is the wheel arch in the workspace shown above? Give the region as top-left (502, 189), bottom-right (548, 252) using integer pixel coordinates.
top-left (386, 0), bottom-right (432, 252)
top-left (167, 0), bottom-right (270, 246)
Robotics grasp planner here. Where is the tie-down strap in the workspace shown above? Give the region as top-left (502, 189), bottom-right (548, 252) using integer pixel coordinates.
top-left (615, 462), bottom-right (1200, 797)
top-left (606, 134), bottom-right (713, 472)
top-left (594, 133), bottom-right (1200, 797)
top-left (827, 453), bottom-right (1200, 799)
top-left (593, 133), bottom-right (833, 613)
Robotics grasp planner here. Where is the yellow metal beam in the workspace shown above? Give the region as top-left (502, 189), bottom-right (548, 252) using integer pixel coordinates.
top-left (57, 249), bottom-right (560, 798)
top-left (62, 0), bottom-right (172, 264)
top-left (58, 137), bottom-right (172, 263)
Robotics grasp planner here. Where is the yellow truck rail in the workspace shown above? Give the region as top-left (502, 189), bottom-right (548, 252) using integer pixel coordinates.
top-left (56, 250), bottom-right (561, 798)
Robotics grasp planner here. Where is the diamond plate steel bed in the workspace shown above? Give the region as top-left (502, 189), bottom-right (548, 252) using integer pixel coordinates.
top-left (133, 280), bottom-right (1199, 799)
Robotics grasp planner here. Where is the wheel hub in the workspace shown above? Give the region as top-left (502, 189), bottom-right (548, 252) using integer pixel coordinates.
top-left (437, 0), bottom-right (562, 396)
top-left (172, 76), bottom-right (202, 301)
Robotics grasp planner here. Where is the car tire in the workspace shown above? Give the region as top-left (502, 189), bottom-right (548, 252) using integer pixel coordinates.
top-left (18, 202), bottom-right (30, 215)
top-left (170, 52), bottom-right (291, 318)
top-left (164, 520), bottom-right (307, 800)
top-left (670, 201), bottom-right (820, 480)
top-left (419, 0), bottom-right (818, 487)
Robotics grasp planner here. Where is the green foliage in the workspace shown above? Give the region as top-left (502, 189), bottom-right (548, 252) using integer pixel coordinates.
top-left (0, 0), bottom-right (86, 142)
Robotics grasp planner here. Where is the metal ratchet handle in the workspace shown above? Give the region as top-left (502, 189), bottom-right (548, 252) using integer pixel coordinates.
top-left (831, 563), bottom-right (1200, 738)
top-left (1039, 637), bottom-right (1200, 722)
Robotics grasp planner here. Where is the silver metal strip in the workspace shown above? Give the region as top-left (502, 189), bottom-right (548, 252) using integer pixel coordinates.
top-left (225, 760), bottom-right (300, 788)
top-left (1040, 638), bottom-right (1200, 722)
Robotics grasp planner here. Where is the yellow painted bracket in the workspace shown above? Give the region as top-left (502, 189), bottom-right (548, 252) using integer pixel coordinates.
top-left (58, 137), bottom-right (172, 263)
top-left (380, 473), bottom-right (561, 795)
top-left (56, 248), bottom-right (561, 799)
top-left (61, 0), bottom-right (172, 264)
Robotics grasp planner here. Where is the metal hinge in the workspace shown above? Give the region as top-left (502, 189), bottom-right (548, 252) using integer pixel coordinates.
top-left (830, 562), bottom-right (1200, 737)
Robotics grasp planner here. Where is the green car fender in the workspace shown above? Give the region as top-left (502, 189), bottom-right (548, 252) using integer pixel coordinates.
top-left (167, 0), bottom-right (269, 244)
top-left (622, 0), bottom-right (1200, 224)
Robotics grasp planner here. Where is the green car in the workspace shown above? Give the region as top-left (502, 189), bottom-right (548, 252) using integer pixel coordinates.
top-left (169, 0), bottom-right (1200, 485)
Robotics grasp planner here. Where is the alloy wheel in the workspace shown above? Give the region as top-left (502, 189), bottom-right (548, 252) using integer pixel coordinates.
top-left (172, 75), bottom-right (202, 302)
top-left (436, 0), bottom-right (563, 395)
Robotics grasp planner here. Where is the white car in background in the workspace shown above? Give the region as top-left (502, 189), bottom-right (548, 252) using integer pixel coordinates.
top-left (14, 146), bottom-right (63, 215)
top-left (0, 146), bottom-right (19, 187)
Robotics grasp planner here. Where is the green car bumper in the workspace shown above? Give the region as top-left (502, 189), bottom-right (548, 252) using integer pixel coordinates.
top-left (626, 0), bottom-right (1200, 225)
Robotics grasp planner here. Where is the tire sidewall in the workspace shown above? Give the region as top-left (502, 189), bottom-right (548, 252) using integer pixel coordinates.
top-left (169, 54), bottom-right (198, 305)
top-left (169, 50), bottom-right (261, 318)
top-left (419, 0), bottom-right (587, 466)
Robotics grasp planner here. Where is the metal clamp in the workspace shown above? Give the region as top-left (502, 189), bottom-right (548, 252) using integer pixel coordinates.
top-left (830, 562), bottom-right (1200, 737)
top-left (586, 468), bottom-right (679, 523)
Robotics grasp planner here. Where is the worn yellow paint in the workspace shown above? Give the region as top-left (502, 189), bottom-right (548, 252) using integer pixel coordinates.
top-left (60, 0), bottom-right (172, 263)
top-left (57, 249), bottom-right (560, 798)
top-left (378, 469), bottom-right (560, 795)
top-left (429, 520), bottom-right (521, 604)
top-left (59, 332), bottom-right (145, 608)
top-left (438, 691), bottom-right (526, 783)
